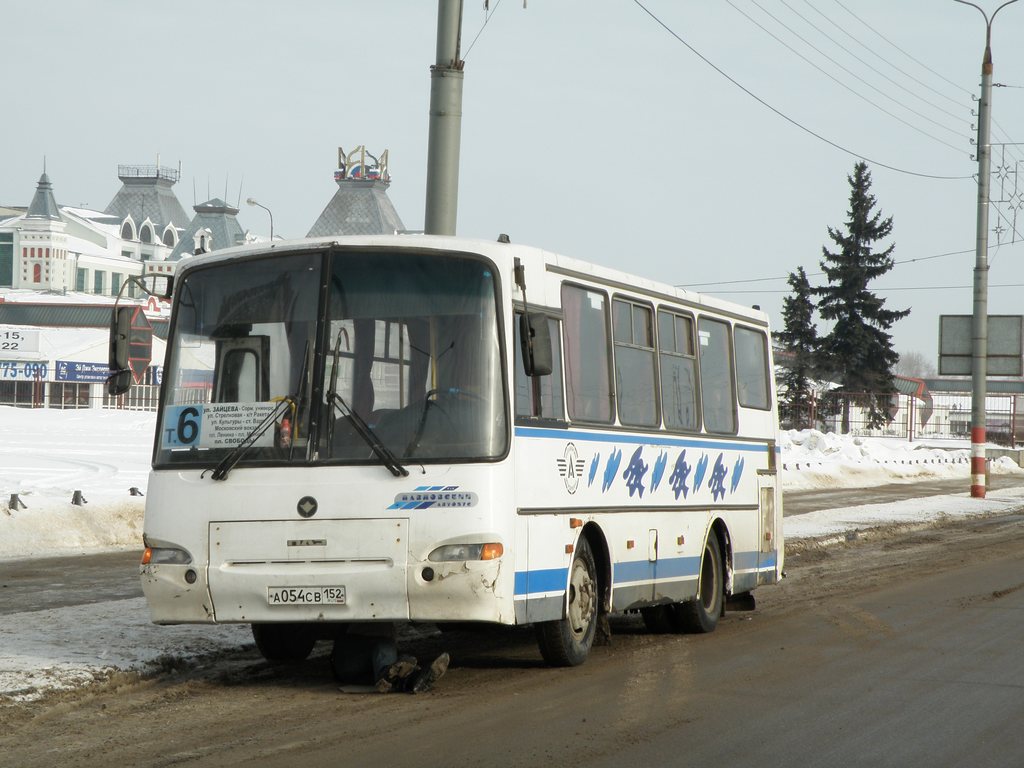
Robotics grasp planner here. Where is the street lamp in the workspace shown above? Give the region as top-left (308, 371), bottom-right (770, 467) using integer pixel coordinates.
top-left (246, 197), bottom-right (274, 241)
top-left (954, 0), bottom-right (1019, 499)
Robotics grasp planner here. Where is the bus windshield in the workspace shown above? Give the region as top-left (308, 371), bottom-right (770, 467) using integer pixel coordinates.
top-left (155, 248), bottom-right (507, 470)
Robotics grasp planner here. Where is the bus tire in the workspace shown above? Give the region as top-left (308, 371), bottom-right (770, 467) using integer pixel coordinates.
top-left (251, 623), bottom-right (316, 663)
top-left (535, 536), bottom-right (598, 667)
top-left (676, 533), bottom-right (724, 634)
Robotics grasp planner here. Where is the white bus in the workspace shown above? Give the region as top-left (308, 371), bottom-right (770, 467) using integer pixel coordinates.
top-left (115, 234), bottom-right (783, 669)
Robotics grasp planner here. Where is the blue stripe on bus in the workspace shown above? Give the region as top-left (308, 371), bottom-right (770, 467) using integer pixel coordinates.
top-left (613, 556), bottom-right (701, 584)
top-left (513, 550), bottom-right (778, 597)
top-left (514, 567), bottom-right (570, 596)
top-left (514, 426), bottom-right (770, 454)
top-left (734, 550), bottom-right (778, 570)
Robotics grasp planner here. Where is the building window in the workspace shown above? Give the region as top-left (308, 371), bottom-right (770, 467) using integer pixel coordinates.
top-left (0, 232), bottom-right (13, 286)
top-left (140, 224), bottom-right (153, 244)
top-left (76, 268), bottom-right (87, 292)
top-left (33, 263), bottom-right (41, 283)
top-left (111, 272), bottom-right (123, 297)
top-left (94, 271), bottom-right (104, 295)
top-left (162, 227), bottom-right (176, 247)
top-left (121, 220), bottom-right (135, 240)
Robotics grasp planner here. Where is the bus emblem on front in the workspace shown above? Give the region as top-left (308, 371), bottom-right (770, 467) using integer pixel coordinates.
top-left (297, 496), bottom-right (318, 518)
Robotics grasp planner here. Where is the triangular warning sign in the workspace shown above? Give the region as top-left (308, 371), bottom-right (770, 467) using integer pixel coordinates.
top-left (128, 306), bottom-right (153, 385)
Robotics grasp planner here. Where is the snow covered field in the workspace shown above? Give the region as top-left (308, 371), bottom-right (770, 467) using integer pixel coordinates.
top-left (3, 406), bottom-right (1024, 703)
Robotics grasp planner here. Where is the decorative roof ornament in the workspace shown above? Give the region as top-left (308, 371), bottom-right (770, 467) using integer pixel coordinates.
top-left (334, 146), bottom-right (389, 185)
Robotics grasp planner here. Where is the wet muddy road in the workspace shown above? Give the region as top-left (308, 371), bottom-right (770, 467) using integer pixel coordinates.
top-left (4, 512), bottom-right (1024, 767)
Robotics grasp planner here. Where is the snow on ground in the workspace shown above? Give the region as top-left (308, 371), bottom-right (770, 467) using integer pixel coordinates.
top-left (3, 407), bottom-right (1024, 703)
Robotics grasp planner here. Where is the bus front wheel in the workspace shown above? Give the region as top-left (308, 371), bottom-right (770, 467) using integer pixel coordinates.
top-left (535, 536), bottom-right (598, 667)
top-left (251, 623), bottom-right (316, 663)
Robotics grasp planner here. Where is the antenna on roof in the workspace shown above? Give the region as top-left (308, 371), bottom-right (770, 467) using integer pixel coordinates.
top-left (192, 177), bottom-right (197, 207)
top-left (224, 173), bottom-right (229, 203)
top-left (237, 175), bottom-right (244, 209)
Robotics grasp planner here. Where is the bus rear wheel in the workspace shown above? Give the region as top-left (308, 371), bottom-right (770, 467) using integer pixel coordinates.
top-left (676, 533), bottom-right (724, 634)
top-left (535, 537), bottom-right (598, 667)
top-left (251, 623), bottom-right (316, 663)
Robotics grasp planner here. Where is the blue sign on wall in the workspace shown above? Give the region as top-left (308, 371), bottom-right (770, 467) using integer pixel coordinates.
top-left (55, 360), bottom-right (113, 383)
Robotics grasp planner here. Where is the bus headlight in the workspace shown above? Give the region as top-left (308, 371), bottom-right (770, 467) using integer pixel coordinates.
top-left (428, 543), bottom-right (503, 562)
top-left (141, 546), bottom-right (193, 565)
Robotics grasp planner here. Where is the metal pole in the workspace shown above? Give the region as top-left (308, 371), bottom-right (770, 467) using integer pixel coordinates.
top-left (956, 0), bottom-right (1019, 498)
top-left (424, 0), bottom-right (465, 236)
top-left (246, 197), bottom-right (274, 241)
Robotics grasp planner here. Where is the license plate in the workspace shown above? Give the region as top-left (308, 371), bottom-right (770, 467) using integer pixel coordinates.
top-left (267, 586), bottom-right (346, 605)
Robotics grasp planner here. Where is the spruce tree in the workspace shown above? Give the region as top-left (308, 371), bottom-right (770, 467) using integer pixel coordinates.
top-left (776, 267), bottom-right (818, 430)
top-left (816, 161), bottom-right (909, 433)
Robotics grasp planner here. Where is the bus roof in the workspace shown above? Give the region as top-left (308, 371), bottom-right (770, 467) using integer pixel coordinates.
top-left (173, 234), bottom-right (769, 327)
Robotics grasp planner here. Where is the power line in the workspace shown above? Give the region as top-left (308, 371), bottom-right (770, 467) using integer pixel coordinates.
top-left (782, 0), bottom-right (972, 128)
top-left (831, 0), bottom-right (972, 98)
top-left (464, 0), bottom-right (504, 60)
top-left (630, 0), bottom-right (974, 180)
top-left (679, 235), bottom-right (1024, 292)
top-left (681, 248), bottom-right (977, 289)
top-left (709, 281), bottom-right (1024, 295)
top-left (831, 0), bottom-right (1024, 154)
top-left (730, 0), bottom-right (969, 152)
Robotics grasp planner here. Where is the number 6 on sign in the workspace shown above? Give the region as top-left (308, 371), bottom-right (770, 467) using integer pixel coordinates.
top-left (163, 405), bottom-right (203, 448)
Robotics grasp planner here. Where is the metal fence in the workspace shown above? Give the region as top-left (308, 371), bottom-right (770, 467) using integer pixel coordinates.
top-left (783, 391), bottom-right (1023, 445)
top-left (0, 380), bottom-right (161, 411)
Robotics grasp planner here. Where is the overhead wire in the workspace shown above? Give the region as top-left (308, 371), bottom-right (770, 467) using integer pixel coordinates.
top-left (463, 0), bottom-right (503, 60)
top-left (782, 0), bottom-right (972, 128)
top-left (729, 0), bottom-right (970, 152)
top-left (630, 0), bottom-right (974, 180)
top-left (831, 0), bottom-right (1023, 161)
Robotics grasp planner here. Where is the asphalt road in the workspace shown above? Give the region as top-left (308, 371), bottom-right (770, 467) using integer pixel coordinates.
top-left (4, 511), bottom-right (1024, 767)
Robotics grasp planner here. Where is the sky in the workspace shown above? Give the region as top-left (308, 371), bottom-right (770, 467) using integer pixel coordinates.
top-left (3, 406), bottom-right (1024, 702)
top-left (4, 1), bottom-right (1024, 362)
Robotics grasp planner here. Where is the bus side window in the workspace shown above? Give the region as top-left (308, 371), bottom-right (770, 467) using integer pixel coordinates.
top-left (658, 309), bottom-right (699, 431)
top-left (612, 298), bottom-right (658, 428)
top-left (561, 284), bottom-right (613, 423)
top-left (514, 313), bottom-right (565, 421)
top-left (697, 317), bottom-right (736, 434)
top-left (735, 326), bottom-right (770, 410)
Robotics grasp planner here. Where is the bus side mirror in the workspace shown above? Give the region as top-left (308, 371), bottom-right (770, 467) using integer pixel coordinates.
top-left (110, 306), bottom-right (131, 371)
top-left (519, 313), bottom-right (552, 377)
top-left (106, 369), bottom-right (132, 397)
top-left (142, 273), bottom-right (173, 300)
top-left (107, 306), bottom-right (132, 395)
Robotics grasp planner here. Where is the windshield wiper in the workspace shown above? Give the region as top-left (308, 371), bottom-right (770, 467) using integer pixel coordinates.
top-left (328, 391), bottom-right (409, 477)
top-left (207, 397), bottom-right (294, 481)
top-left (323, 327), bottom-right (407, 477)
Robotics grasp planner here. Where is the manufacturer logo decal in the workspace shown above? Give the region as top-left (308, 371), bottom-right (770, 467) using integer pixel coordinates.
top-left (297, 496), bottom-right (318, 518)
top-left (389, 486), bottom-right (479, 510)
top-left (557, 443), bottom-right (587, 494)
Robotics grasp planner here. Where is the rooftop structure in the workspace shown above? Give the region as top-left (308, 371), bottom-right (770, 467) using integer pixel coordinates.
top-left (307, 146), bottom-right (405, 237)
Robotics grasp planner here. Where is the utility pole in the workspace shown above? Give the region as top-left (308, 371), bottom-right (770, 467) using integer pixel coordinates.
top-left (955, 0), bottom-right (1019, 498)
top-left (424, 0), bottom-right (465, 236)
